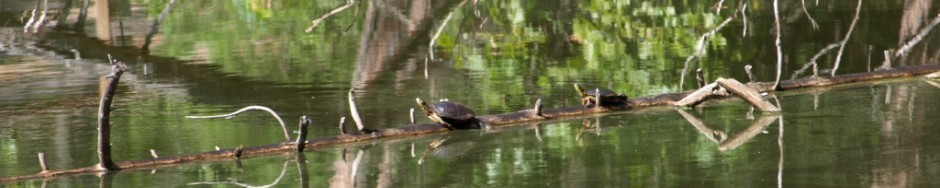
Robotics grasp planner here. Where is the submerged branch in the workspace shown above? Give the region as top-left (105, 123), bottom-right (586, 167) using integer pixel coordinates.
top-left (830, 0), bottom-right (863, 77)
top-left (429, 0), bottom-right (469, 60)
top-left (305, 0), bottom-right (356, 32)
top-left (186, 106), bottom-right (291, 141)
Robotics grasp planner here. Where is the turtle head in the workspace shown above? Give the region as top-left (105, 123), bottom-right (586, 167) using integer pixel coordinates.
top-left (416, 98), bottom-right (433, 115)
top-left (574, 84), bottom-right (586, 96)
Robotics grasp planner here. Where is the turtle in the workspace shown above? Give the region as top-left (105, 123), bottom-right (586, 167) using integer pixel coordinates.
top-left (416, 98), bottom-right (483, 130)
top-left (574, 84), bottom-right (628, 107)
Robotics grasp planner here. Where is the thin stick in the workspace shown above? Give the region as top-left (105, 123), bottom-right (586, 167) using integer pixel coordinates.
top-left (338, 117), bottom-right (347, 134)
top-left (745, 65), bottom-right (755, 82)
top-left (97, 60), bottom-right (126, 171)
top-left (186, 106), bottom-right (291, 141)
top-left (409, 108), bottom-right (416, 124)
top-left (533, 99), bottom-right (543, 117)
top-left (772, 0), bottom-right (784, 90)
top-left (790, 43), bottom-right (840, 79)
top-left (37, 153), bottom-right (49, 172)
top-left (31, 0), bottom-right (48, 33)
top-left (680, 14), bottom-right (736, 89)
top-left (741, 3), bottom-right (748, 37)
top-left (305, 0), bottom-right (356, 32)
top-left (149, 149), bottom-right (159, 158)
top-left (801, 0), bottom-right (819, 30)
top-left (696, 69), bottom-right (705, 88)
top-left (895, 13), bottom-right (940, 58)
top-left (348, 89), bottom-right (366, 132)
top-left (429, 0), bottom-right (469, 60)
top-left (831, 0), bottom-right (863, 77)
top-left (74, 0), bottom-right (89, 29)
top-left (715, 0), bottom-right (725, 14)
top-left (70, 49), bottom-right (81, 60)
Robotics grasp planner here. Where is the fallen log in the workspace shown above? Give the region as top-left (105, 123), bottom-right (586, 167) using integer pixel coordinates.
top-left (2, 64), bottom-right (940, 183)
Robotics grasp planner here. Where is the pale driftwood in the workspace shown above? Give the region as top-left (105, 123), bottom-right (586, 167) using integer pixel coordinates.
top-left (674, 82), bottom-right (722, 107)
top-left (185, 106), bottom-right (291, 140)
top-left (149, 149), bottom-right (158, 158)
top-left (305, 0), bottom-right (356, 32)
top-left (830, 0), bottom-right (862, 77)
top-left (4, 64), bottom-right (940, 183)
top-left (719, 115), bottom-right (779, 152)
top-left (717, 78), bottom-right (781, 112)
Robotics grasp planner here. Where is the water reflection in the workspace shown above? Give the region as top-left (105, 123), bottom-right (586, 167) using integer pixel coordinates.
top-left (189, 158), bottom-right (291, 187)
top-left (676, 109), bottom-right (779, 152)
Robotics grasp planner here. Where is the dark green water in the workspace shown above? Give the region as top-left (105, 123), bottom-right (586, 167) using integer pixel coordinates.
top-left (2, 0), bottom-right (940, 187)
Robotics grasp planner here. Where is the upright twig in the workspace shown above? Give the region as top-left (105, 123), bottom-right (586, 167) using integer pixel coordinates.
top-left (185, 106), bottom-right (291, 140)
top-left (97, 58), bottom-right (126, 171)
top-left (772, 0), bottom-right (784, 90)
top-left (31, 0), bottom-right (48, 33)
top-left (347, 89), bottom-right (366, 132)
top-left (338, 117), bottom-right (347, 134)
top-left (37, 153), bottom-right (49, 173)
top-left (831, 0), bottom-right (863, 77)
top-left (744, 65), bottom-right (755, 83)
top-left (695, 69), bottom-right (705, 88)
top-left (149, 149), bottom-right (159, 158)
top-left (306, 0), bottom-right (356, 32)
top-left (409, 108), bottom-right (416, 124)
top-left (429, 0), bottom-right (469, 60)
top-left (295, 116), bottom-right (312, 152)
top-left (532, 99), bottom-right (543, 117)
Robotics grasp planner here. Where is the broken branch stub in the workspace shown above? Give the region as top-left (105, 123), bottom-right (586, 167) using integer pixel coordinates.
top-left (97, 61), bottom-right (126, 171)
top-left (716, 78), bottom-right (781, 112)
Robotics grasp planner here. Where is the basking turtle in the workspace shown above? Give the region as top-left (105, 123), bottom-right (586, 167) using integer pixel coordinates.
top-left (574, 84), bottom-right (628, 107)
top-left (416, 98), bottom-right (483, 130)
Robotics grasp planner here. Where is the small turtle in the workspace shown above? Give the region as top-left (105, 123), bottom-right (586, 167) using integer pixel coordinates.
top-left (416, 98), bottom-right (483, 130)
top-left (574, 84), bottom-right (628, 107)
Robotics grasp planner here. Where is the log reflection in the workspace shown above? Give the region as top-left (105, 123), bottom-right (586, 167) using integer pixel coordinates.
top-left (675, 109), bottom-right (780, 152)
top-left (188, 159), bottom-right (291, 188)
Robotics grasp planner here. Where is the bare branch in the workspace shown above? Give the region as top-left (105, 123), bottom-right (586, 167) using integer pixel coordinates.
top-left (429, 0), bottom-right (470, 60)
top-left (189, 160), bottom-right (291, 188)
top-left (895, 13), bottom-right (940, 58)
top-left (791, 43), bottom-right (840, 79)
top-left (305, 0), bottom-right (356, 32)
top-left (831, 0), bottom-right (863, 77)
top-left (680, 12), bottom-right (736, 89)
top-left (772, 0), bottom-right (784, 90)
top-left (185, 106), bottom-right (291, 140)
top-left (801, 0), bottom-right (819, 30)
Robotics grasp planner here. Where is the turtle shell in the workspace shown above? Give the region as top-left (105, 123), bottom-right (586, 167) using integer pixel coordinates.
top-left (431, 101), bottom-right (476, 121)
top-left (582, 88), bottom-right (620, 97)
